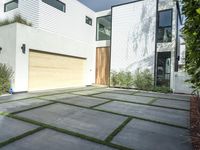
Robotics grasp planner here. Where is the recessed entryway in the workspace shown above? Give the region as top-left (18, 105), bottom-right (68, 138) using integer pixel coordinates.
top-left (95, 47), bottom-right (110, 85)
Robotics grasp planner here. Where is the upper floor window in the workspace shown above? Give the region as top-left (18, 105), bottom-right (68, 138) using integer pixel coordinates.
top-left (4, 0), bottom-right (18, 12)
top-left (157, 9), bottom-right (172, 43)
top-left (86, 16), bottom-right (92, 26)
top-left (42, 0), bottom-right (66, 12)
top-left (96, 15), bottom-right (111, 41)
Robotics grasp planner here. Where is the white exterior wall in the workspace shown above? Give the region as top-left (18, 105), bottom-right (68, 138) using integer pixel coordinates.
top-left (0, 23), bottom-right (96, 92)
top-left (111, 0), bottom-right (157, 74)
top-left (0, 24), bottom-right (17, 90)
top-left (0, 0), bottom-right (19, 20)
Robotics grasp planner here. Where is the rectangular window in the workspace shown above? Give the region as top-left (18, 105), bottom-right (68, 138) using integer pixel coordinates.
top-left (4, 0), bottom-right (18, 12)
top-left (42, 0), bottom-right (66, 12)
top-left (157, 9), bottom-right (172, 43)
top-left (86, 16), bottom-right (92, 26)
top-left (96, 15), bottom-right (111, 41)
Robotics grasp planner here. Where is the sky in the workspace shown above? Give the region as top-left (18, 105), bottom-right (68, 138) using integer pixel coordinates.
top-left (78, 0), bottom-right (135, 12)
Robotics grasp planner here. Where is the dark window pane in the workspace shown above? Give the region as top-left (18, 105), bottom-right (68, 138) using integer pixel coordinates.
top-left (159, 10), bottom-right (172, 27)
top-left (96, 15), bottom-right (111, 41)
top-left (42, 0), bottom-right (65, 12)
top-left (156, 52), bottom-right (171, 87)
top-left (4, 0), bottom-right (18, 12)
top-left (86, 16), bottom-right (92, 26)
top-left (157, 27), bottom-right (172, 42)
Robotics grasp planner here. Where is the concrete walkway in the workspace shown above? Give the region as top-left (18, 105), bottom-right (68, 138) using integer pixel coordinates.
top-left (0, 87), bottom-right (192, 150)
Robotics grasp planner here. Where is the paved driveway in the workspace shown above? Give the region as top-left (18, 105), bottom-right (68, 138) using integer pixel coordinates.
top-left (0, 87), bottom-right (192, 150)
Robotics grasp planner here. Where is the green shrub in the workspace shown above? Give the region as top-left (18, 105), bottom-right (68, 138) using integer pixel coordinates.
top-left (151, 86), bottom-right (172, 93)
top-left (0, 14), bottom-right (32, 27)
top-left (110, 71), bottom-right (134, 88)
top-left (0, 64), bottom-right (13, 95)
top-left (133, 69), bottom-right (153, 90)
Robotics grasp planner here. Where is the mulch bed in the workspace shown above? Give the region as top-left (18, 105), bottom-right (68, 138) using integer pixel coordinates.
top-left (191, 96), bottom-right (200, 150)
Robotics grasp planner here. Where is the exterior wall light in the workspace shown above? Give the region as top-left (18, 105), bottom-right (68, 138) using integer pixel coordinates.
top-left (21, 44), bottom-right (26, 54)
top-left (0, 47), bottom-right (2, 53)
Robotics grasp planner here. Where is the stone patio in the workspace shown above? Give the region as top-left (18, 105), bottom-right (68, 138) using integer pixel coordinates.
top-left (0, 87), bottom-right (192, 150)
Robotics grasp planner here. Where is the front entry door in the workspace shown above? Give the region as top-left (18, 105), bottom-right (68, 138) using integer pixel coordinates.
top-left (95, 47), bottom-right (110, 85)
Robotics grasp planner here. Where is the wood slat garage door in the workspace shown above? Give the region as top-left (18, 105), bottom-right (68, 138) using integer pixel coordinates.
top-left (28, 50), bottom-right (86, 91)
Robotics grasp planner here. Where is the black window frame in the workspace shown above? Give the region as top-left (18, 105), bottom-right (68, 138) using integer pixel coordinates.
top-left (96, 15), bottom-right (112, 41)
top-left (85, 16), bottom-right (92, 26)
top-left (4, 0), bottom-right (18, 12)
top-left (157, 9), bottom-right (173, 43)
top-left (42, 0), bottom-right (66, 12)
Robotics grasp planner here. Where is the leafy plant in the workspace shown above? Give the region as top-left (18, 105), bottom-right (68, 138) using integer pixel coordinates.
top-left (133, 69), bottom-right (153, 90)
top-left (0, 64), bottom-right (13, 95)
top-left (0, 14), bottom-right (32, 27)
top-left (182, 0), bottom-right (200, 96)
top-left (151, 86), bottom-right (172, 93)
top-left (110, 71), bottom-right (134, 88)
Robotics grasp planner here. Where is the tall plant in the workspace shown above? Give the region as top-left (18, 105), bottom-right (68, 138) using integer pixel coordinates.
top-left (182, 0), bottom-right (200, 95)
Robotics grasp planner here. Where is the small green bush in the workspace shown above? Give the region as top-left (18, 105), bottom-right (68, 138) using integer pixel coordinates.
top-left (110, 69), bottom-right (172, 93)
top-left (151, 86), bottom-right (172, 93)
top-left (133, 69), bottom-right (153, 90)
top-left (110, 71), bottom-right (134, 88)
top-left (0, 14), bottom-right (32, 27)
top-left (0, 64), bottom-right (13, 95)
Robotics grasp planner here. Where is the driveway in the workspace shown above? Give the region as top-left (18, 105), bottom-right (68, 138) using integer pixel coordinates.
top-left (0, 87), bottom-right (192, 150)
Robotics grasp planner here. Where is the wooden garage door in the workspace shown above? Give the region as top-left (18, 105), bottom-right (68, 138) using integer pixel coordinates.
top-left (28, 50), bottom-right (86, 91)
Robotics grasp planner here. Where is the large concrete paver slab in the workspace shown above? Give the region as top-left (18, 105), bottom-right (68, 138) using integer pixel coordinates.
top-left (0, 98), bottom-right (53, 113)
top-left (95, 101), bottom-right (189, 128)
top-left (1, 129), bottom-right (115, 150)
top-left (94, 93), bottom-right (153, 104)
top-left (17, 104), bottom-right (127, 140)
top-left (0, 116), bottom-right (38, 143)
top-left (135, 92), bottom-right (190, 101)
top-left (112, 119), bottom-right (192, 150)
top-left (152, 98), bottom-right (190, 110)
top-left (53, 96), bottom-right (109, 107)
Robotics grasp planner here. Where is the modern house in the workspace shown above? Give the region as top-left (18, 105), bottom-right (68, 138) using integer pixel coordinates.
top-left (0, 0), bottom-right (191, 93)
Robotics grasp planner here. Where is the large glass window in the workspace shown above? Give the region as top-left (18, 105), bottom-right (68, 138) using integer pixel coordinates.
top-left (96, 15), bottom-right (111, 41)
top-left (4, 0), bottom-right (18, 12)
top-left (42, 0), bottom-right (66, 12)
top-left (156, 52), bottom-right (171, 87)
top-left (157, 9), bottom-right (172, 43)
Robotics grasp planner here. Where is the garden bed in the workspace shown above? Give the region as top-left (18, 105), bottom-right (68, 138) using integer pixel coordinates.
top-left (191, 96), bottom-right (200, 150)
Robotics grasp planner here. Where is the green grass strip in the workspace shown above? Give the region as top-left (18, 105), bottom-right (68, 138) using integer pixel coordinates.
top-left (105, 117), bottom-right (132, 143)
top-left (90, 95), bottom-right (189, 112)
top-left (35, 98), bottom-right (189, 130)
top-left (12, 102), bottom-right (56, 114)
top-left (89, 100), bottom-right (113, 109)
top-left (93, 108), bottom-right (189, 130)
top-left (148, 98), bottom-right (159, 105)
top-left (6, 114), bottom-right (133, 150)
top-left (0, 127), bottom-right (44, 148)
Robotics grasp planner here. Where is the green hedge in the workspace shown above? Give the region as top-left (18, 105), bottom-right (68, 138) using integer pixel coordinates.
top-left (0, 64), bottom-right (13, 95)
top-left (110, 69), bottom-right (172, 93)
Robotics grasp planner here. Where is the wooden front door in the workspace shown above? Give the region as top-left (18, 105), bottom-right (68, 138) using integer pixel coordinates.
top-left (96, 47), bottom-right (110, 85)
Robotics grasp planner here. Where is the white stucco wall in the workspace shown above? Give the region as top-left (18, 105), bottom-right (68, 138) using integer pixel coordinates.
top-left (0, 23), bottom-right (96, 92)
top-left (111, 0), bottom-right (157, 74)
top-left (0, 0), bottom-right (96, 45)
top-left (0, 24), bottom-right (17, 90)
